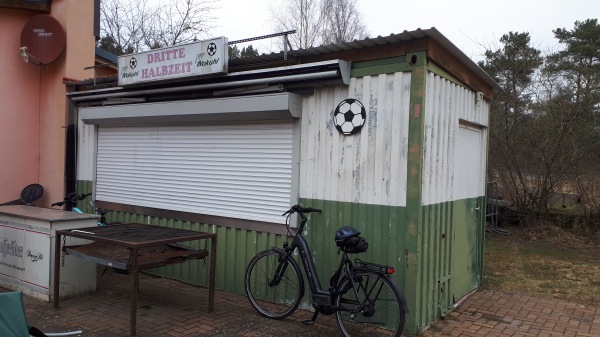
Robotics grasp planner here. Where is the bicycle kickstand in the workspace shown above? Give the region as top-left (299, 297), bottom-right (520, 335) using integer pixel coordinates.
top-left (302, 309), bottom-right (320, 325)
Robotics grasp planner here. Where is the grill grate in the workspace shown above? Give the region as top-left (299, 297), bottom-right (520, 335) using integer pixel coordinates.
top-left (67, 223), bottom-right (214, 247)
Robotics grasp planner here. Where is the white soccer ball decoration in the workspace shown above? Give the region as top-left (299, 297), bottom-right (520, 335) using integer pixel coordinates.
top-left (333, 98), bottom-right (366, 135)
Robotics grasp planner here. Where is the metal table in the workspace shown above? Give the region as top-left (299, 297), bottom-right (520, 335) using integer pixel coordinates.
top-left (53, 223), bottom-right (217, 337)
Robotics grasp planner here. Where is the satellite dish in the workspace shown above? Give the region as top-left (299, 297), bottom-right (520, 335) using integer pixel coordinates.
top-left (20, 14), bottom-right (66, 65)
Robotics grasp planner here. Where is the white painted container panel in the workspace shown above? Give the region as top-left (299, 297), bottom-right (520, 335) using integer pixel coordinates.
top-left (300, 72), bottom-right (411, 206)
top-left (422, 72), bottom-right (490, 205)
top-left (76, 114), bottom-right (96, 181)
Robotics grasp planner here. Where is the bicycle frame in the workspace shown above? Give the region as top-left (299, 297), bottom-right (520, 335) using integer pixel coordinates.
top-left (280, 214), bottom-right (354, 310)
top-left (71, 206), bottom-right (84, 214)
top-left (287, 231), bottom-right (334, 305)
top-left (54, 193), bottom-right (106, 227)
top-left (73, 206), bottom-right (105, 226)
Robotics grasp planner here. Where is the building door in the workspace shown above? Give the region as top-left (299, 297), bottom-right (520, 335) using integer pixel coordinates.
top-left (451, 123), bottom-right (485, 301)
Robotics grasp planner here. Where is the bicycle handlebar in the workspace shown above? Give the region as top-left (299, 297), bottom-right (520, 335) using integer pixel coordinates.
top-left (51, 192), bottom-right (92, 207)
top-left (282, 204), bottom-right (322, 216)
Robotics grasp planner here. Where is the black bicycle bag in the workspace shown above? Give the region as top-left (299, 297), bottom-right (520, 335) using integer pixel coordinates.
top-left (341, 235), bottom-right (368, 253)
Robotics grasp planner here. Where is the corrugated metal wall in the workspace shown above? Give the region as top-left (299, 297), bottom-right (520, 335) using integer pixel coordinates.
top-left (76, 113), bottom-right (96, 182)
top-left (298, 198), bottom-right (408, 299)
top-left (75, 70), bottom-right (414, 329)
top-left (76, 178), bottom-right (287, 294)
top-left (422, 72), bottom-right (489, 205)
top-left (299, 72), bottom-right (412, 207)
top-left (74, 65), bottom-right (490, 336)
top-left (413, 71), bottom-right (489, 328)
top-left (76, 180), bottom-right (407, 308)
top-left (296, 71), bottom-right (413, 328)
top-left (77, 69), bottom-right (414, 288)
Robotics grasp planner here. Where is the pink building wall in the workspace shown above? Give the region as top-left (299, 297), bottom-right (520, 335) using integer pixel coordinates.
top-left (0, 1), bottom-right (95, 207)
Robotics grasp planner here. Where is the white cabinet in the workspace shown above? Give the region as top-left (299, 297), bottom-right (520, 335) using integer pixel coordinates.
top-left (0, 205), bottom-right (98, 301)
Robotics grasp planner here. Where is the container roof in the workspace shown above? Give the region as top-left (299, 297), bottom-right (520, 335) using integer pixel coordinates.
top-left (230, 27), bottom-right (499, 92)
top-left (74, 27), bottom-right (500, 94)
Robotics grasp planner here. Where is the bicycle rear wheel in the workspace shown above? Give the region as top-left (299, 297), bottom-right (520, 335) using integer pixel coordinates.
top-left (245, 249), bottom-right (304, 319)
top-left (335, 271), bottom-right (405, 336)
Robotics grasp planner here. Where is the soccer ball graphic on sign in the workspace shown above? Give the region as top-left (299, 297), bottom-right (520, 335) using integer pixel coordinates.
top-left (207, 43), bottom-right (217, 56)
top-left (333, 99), bottom-right (366, 135)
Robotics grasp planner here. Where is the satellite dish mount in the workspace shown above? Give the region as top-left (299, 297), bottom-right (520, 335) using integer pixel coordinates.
top-left (20, 46), bottom-right (45, 66)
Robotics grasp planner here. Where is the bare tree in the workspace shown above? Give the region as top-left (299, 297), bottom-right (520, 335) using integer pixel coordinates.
top-left (321, 0), bottom-right (367, 44)
top-left (270, 0), bottom-right (325, 49)
top-left (100, 0), bottom-right (150, 54)
top-left (270, 0), bottom-right (368, 50)
top-left (100, 0), bottom-right (219, 54)
top-left (143, 0), bottom-right (219, 48)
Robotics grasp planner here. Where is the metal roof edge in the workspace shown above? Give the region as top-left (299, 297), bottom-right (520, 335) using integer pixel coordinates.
top-left (74, 29), bottom-right (500, 93)
top-left (95, 47), bottom-right (118, 63)
top-left (69, 59), bottom-right (350, 99)
top-left (231, 28), bottom-right (500, 92)
top-left (421, 27), bottom-right (501, 92)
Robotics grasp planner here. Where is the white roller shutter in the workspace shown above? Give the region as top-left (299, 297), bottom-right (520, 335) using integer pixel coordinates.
top-left (95, 123), bottom-right (293, 224)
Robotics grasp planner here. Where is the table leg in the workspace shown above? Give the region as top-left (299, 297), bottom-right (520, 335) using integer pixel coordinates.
top-left (129, 247), bottom-right (139, 337)
top-left (53, 233), bottom-right (61, 309)
top-left (208, 236), bottom-right (216, 312)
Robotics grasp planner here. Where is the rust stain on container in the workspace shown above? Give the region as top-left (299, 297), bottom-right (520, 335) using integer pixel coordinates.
top-left (413, 104), bottom-right (421, 118)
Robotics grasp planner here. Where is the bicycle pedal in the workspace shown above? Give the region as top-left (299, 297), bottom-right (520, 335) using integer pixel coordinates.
top-left (302, 319), bottom-right (315, 325)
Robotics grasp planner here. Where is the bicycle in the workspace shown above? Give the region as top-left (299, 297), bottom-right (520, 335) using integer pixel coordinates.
top-left (52, 192), bottom-right (126, 276)
top-left (245, 204), bottom-right (407, 336)
top-left (51, 192), bottom-right (113, 226)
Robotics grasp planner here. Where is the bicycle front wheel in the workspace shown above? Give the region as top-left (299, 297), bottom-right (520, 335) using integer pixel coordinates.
top-left (245, 249), bottom-right (304, 319)
top-left (335, 271), bottom-right (405, 336)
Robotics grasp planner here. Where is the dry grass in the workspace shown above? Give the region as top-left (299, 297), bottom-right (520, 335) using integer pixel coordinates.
top-left (483, 223), bottom-right (600, 307)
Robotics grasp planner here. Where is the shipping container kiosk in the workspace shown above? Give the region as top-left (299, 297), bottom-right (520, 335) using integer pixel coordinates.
top-left (67, 28), bottom-right (500, 335)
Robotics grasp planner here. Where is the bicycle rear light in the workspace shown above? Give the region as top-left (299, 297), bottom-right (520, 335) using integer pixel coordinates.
top-left (386, 267), bottom-right (395, 275)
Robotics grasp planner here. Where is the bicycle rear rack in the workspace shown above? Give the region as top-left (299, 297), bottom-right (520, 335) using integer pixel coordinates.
top-left (354, 259), bottom-right (395, 275)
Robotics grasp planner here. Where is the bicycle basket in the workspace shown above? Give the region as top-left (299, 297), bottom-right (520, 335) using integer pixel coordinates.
top-left (335, 226), bottom-right (368, 253)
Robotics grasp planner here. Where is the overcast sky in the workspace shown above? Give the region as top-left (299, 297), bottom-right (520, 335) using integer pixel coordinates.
top-left (211, 0), bottom-right (598, 62)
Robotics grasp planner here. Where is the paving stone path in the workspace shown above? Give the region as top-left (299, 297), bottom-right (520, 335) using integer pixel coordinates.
top-left (3, 270), bottom-right (598, 336)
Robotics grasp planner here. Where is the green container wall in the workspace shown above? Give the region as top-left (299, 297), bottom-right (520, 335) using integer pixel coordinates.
top-left (78, 178), bottom-right (408, 296)
top-left (418, 200), bottom-right (455, 324)
top-left (416, 197), bottom-right (485, 329)
top-left (298, 198), bottom-right (408, 293)
top-left (78, 178), bottom-right (483, 335)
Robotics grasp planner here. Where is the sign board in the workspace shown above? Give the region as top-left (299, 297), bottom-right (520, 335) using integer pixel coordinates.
top-left (0, 223), bottom-right (50, 295)
top-left (118, 37), bottom-right (228, 86)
